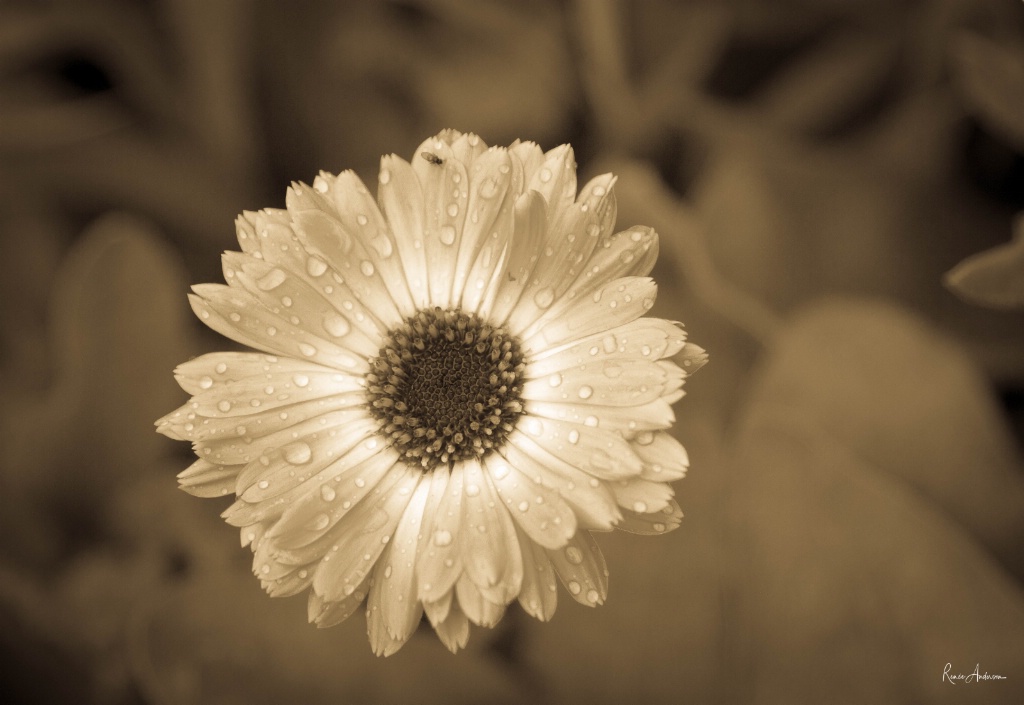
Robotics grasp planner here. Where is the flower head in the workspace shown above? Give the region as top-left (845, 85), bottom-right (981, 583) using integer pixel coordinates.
top-left (157, 130), bottom-right (706, 655)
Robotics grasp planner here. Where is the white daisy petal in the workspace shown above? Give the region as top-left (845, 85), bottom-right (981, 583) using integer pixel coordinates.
top-left (526, 317), bottom-right (688, 374)
top-left (422, 589), bottom-right (453, 627)
top-left (500, 431), bottom-right (621, 531)
top-left (615, 499), bottom-right (684, 535)
top-left (378, 471), bottom-right (444, 642)
top-left (433, 598), bottom-right (471, 654)
top-left (455, 573), bottom-right (506, 628)
top-left (308, 576), bottom-right (370, 628)
top-left (515, 522), bottom-right (559, 621)
top-left (523, 398), bottom-right (676, 434)
top-left (454, 149), bottom-right (520, 310)
top-left (417, 461), bottom-right (465, 603)
top-left (487, 190), bottom-right (547, 323)
top-left (631, 430), bottom-right (690, 482)
top-left (508, 174), bottom-right (618, 334)
top-left (225, 252), bottom-right (381, 359)
top-left (367, 543), bottom-right (425, 656)
top-left (177, 458), bottom-right (240, 498)
top-left (459, 458), bottom-right (523, 605)
top-left (162, 131), bottom-right (704, 656)
top-left (378, 155), bottom-right (430, 309)
top-left (311, 463), bottom-right (420, 602)
top-left (515, 416), bottom-right (643, 481)
top-left (547, 531), bottom-right (609, 607)
top-left (411, 137), bottom-right (469, 309)
top-left (483, 452), bottom-right (577, 549)
top-left (188, 286), bottom-right (366, 373)
top-left (520, 276), bottom-right (659, 353)
top-left (259, 443), bottom-right (399, 548)
top-left (609, 477), bottom-right (675, 515)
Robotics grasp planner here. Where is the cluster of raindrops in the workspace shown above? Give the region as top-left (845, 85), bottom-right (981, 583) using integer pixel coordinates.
top-left (366, 307), bottom-right (526, 471)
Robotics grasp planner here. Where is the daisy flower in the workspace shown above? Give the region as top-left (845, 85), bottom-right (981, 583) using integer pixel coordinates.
top-left (157, 130), bottom-right (706, 656)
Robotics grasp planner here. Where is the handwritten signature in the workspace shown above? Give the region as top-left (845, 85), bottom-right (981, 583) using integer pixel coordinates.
top-left (942, 663), bottom-right (1007, 684)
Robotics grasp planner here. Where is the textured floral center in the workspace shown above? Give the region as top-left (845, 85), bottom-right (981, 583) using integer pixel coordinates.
top-left (366, 308), bottom-right (525, 471)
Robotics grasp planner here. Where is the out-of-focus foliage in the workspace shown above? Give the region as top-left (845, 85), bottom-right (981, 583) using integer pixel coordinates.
top-left (1, 0), bottom-right (1023, 704)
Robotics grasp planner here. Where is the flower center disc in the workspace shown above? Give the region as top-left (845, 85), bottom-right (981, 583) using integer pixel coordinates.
top-left (366, 308), bottom-right (525, 471)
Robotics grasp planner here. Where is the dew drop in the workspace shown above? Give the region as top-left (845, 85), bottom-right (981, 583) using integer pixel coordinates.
top-left (567, 429), bottom-right (580, 444)
top-left (517, 500), bottom-right (530, 512)
top-left (298, 343), bottom-right (317, 357)
top-left (379, 168), bottom-right (391, 185)
top-left (257, 268), bottom-right (287, 291)
top-left (584, 415), bottom-right (599, 427)
top-left (294, 374), bottom-right (310, 388)
top-left (229, 312), bottom-right (241, 322)
top-left (284, 442), bottom-right (312, 465)
top-left (360, 260), bottom-right (375, 277)
top-left (199, 376), bottom-right (214, 389)
top-left (577, 385), bottom-right (593, 399)
top-left (320, 485), bottom-right (336, 502)
top-left (567, 580), bottom-right (582, 595)
top-left (433, 529), bottom-right (452, 547)
top-left (354, 477), bottom-right (366, 488)
top-left (217, 400), bottom-right (232, 412)
top-left (465, 484), bottom-right (480, 497)
top-left (586, 589), bottom-right (600, 603)
top-left (533, 287), bottom-right (555, 309)
top-left (602, 335), bottom-right (617, 353)
top-left (565, 546), bottom-right (583, 564)
top-left (306, 256), bottom-right (328, 277)
top-left (313, 513), bottom-right (330, 530)
top-left (603, 363), bottom-right (623, 378)
top-left (492, 464), bottom-right (510, 480)
top-left (384, 564), bottom-right (393, 579)
top-left (440, 225), bottom-right (457, 245)
top-left (215, 362), bottom-right (228, 374)
top-left (653, 522), bottom-right (667, 532)
top-left (446, 203), bottom-right (459, 218)
top-left (323, 314), bottom-right (350, 338)
top-left (357, 214), bottom-right (368, 226)
top-left (539, 167), bottom-right (552, 183)
top-left (548, 373), bottom-right (562, 387)
top-left (258, 480), bottom-right (270, 489)
top-left (633, 500), bottom-right (648, 513)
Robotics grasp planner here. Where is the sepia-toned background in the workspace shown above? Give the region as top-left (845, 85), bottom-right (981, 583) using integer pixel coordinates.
top-left (2, 1), bottom-right (1024, 703)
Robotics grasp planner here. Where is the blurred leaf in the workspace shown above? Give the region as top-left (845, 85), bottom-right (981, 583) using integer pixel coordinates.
top-left (950, 31), bottom-right (1024, 152)
top-left (744, 299), bottom-right (1024, 575)
top-left (0, 213), bottom-right (194, 566)
top-left (945, 214), bottom-right (1024, 309)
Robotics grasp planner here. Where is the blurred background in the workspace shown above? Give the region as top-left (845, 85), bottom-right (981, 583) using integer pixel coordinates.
top-left (2, 0), bottom-right (1024, 703)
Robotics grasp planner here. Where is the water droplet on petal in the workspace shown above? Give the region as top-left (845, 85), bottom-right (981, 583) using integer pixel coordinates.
top-left (465, 484), bottom-right (480, 497)
top-left (284, 442), bottom-right (312, 464)
top-left (293, 374), bottom-right (310, 387)
top-left (539, 168), bottom-right (552, 183)
top-left (215, 362), bottom-right (228, 374)
top-left (440, 225), bottom-right (456, 245)
top-left (299, 343), bottom-right (317, 357)
top-left (217, 400), bottom-right (232, 412)
top-left (534, 287), bottom-right (555, 309)
top-left (313, 513), bottom-right (330, 530)
top-left (433, 530), bottom-right (452, 547)
top-left (577, 385), bottom-right (593, 399)
top-left (446, 203), bottom-right (459, 218)
top-left (653, 522), bottom-right (667, 532)
top-left (379, 168), bottom-right (391, 185)
top-left (586, 589), bottom-right (600, 603)
top-left (492, 464), bottom-right (510, 480)
top-left (258, 480), bottom-right (270, 489)
top-left (567, 580), bottom-right (582, 595)
top-left (548, 373), bottom-right (562, 387)
top-left (257, 268), bottom-right (287, 291)
top-left (567, 429), bottom-right (580, 444)
top-left (565, 546), bottom-right (583, 564)
top-left (306, 257), bottom-right (328, 277)
top-left (320, 485), bottom-right (336, 502)
top-left (633, 500), bottom-right (648, 513)
top-left (517, 500), bottom-right (530, 512)
top-left (360, 261), bottom-right (375, 277)
top-left (199, 376), bottom-right (214, 389)
top-left (323, 314), bottom-right (350, 338)
top-left (603, 363), bottom-right (623, 378)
